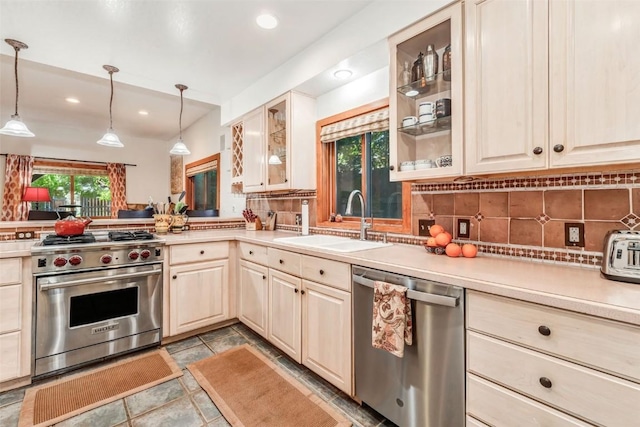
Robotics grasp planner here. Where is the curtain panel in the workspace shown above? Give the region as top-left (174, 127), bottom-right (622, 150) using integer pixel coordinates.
top-left (320, 108), bottom-right (389, 143)
top-left (107, 163), bottom-right (127, 219)
top-left (1, 154), bottom-right (35, 221)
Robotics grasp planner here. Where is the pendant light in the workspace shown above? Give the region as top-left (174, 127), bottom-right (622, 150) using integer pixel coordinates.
top-left (0, 39), bottom-right (35, 137)
top-left (169, 84), bottom-right (191, 155)
top-left (97, 65), bottom-right (124, 147)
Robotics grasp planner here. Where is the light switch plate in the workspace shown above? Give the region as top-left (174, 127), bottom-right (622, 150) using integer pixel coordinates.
top-left (418, 219), bottom-right (435, 236)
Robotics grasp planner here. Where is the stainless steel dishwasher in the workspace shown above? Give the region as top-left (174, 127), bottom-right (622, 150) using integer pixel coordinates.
top-left (353, 266), bottom-right (464, 427)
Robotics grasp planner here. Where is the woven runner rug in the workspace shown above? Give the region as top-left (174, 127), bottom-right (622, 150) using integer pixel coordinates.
top-left (19, 348), bottom-right (182, 427)
top-left (188, 344), bottom-right (351, 427)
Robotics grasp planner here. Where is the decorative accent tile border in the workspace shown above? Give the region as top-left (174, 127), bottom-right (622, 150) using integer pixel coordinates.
top-left (245, 190), bottom-right (317, 200)
top-left (412, 169), bottom-right (640, 193)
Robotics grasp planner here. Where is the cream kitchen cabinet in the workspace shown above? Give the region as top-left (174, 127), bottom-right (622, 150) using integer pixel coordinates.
top-left (466, 290), bottom-right (640, 426)
top-left (241, 91), bottom-right (316, 193)
top-left (168, 242), bottom-right (230, 336)
top-left (388, 1), bottom-right (463, 180)
top-left (268, 268), bottom-right (302, 362)
top-left (465, 0), bottom-right (640, 174)
top-left (0, 257), bottom-right (32, 391)
top-left (238, 259), bottom-right (269, 338)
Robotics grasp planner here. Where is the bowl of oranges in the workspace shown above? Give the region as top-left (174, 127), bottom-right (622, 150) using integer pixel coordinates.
top-left (424, 224), bottom-right (478, 258)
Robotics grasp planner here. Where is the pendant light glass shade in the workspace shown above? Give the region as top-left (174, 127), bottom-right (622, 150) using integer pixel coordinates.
top-left (170, 84), bottom-right (190, 155)
top-left (268, 154), bottom-right (282, 165)
top-left (97, 65), bottom-right (124, 147)
top-left (0, 39), bottom-right (35, 138)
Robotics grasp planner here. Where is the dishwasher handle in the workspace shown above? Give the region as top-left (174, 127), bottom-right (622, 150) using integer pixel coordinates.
top-left (353, 274), bottom-right (459, 307)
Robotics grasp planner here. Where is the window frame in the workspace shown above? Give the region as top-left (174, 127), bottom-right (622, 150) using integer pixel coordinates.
top-left (316, 99), bottom-right (411, 234)
top-left (185, 153), bottom-right (221, 211)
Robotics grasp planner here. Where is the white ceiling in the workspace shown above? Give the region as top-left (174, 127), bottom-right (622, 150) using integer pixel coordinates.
top-left (0, 0), bottom-right (381, 141)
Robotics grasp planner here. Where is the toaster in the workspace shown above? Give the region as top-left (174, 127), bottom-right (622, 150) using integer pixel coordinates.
top-left (601, 230), bottom-right (640, 284)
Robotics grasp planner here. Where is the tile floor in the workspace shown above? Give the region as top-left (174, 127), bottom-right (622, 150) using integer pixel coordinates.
top-left (0, 323), bottom-right (395, 427)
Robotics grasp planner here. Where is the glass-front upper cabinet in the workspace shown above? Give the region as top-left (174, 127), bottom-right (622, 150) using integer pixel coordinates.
top-left (388, 2), bottom-right (463, 181)
top-left (266, 96), bottom-right (288, 188)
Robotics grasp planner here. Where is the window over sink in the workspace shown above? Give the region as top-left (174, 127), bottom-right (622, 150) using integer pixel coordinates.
top-left (185, 153), bottom-right (220, 212)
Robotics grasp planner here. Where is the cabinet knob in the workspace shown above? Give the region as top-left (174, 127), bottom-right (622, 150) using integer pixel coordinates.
top-left (279, 259), bottom-right (284, 264)
top-left (294, 288), bottom-right (299, 293)
top-left (249, 250), bottom-right (253, 255)
top-left (533, 146), bottom-right (543, 155)
top-left (389, 165), bottom-right (395, 171)
top-left (200, 250), bottom-right (205, 255)
top-left (260, 182), bottom-right (264, 186)
top-left (301, 290), bottom-right (306, 295)
top-left (538, 325), bottom-right (551, 336)
top-left (539, 377), bottom-right (553, 389)
top-left (553, 144), bottom-right (565, 153)
top-left (262, 275), bottom-right (266, 280)
top-left (319, 269), bottom-right (324, 275)
top-left (172, 275), bottom-right (177, 279)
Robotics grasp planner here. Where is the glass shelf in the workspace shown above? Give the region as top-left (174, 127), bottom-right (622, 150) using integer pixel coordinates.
top-left (398, 71), bottom-right (451, 98)
top-left (398, 116), bottom-right (451, 136)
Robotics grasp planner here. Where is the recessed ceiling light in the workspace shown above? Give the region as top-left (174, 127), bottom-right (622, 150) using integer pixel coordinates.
top-left (333, 69), bottom-right (353, 80)
top-left (256, 14), bottom-right (278, 29)
top-left (138, 110), bottom-right (149, 116)
top-left (65, 97), bottom-right (80, 104)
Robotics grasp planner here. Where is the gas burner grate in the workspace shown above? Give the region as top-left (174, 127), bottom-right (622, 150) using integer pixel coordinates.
top-left (108, 231), bottom-right (155, 241)
top-left (42, 233), bottom-right (97, 246)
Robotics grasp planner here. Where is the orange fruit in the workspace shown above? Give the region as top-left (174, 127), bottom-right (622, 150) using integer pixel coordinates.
top-left (445, 243), bottom-right (462, 257)
top-left (435, 232), bottom-right (452, 247)
top-left (426, 237), bottom-right (438, 247)
top-left (429, 224), bottom-right (444, 238)
top-left (462, 243), bottom-right (478, 258)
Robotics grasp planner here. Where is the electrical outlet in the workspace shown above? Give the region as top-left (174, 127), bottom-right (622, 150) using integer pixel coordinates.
top-left (295, 214), bottom-right (302, 226)
top-left (564, 222), bottom-right (585, 247)
top-left (418, 219), bottom-right (435, 236)
top-left (457, 218), bottom-right (471, 239)
top-left (15, 230), bottom-right (35, 240)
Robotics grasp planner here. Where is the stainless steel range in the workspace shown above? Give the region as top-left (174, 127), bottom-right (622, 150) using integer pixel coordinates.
top-left (31, 230), bottom-right (165, 379)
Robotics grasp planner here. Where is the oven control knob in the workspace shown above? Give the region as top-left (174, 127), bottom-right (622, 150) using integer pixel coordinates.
top-left (53, 257), bottom-right (67, 267)
top-left (128, 251), bottom-right (140, 260)
top-left (68, 255), bottom-right (83, 266)
top-left (100, 254), bottom-right (113, 264)
top-left (140, 249), bottom-right (151, 259)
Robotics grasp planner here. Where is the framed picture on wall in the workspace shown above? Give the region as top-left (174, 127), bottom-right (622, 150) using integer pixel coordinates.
top-left (170, 155), bottom-right (183, 193)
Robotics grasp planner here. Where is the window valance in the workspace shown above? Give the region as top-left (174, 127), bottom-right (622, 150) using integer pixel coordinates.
top-left (320, 107), bottom-right (389, 143)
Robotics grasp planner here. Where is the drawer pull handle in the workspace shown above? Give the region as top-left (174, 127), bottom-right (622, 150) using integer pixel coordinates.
top-left (279, 259), bottom-right (284, 264)
top-left (294, 288), bottom-right (299, 293)
top-left (301, 290), bottom-right (306, 295)
top-left (172, 275), bottom-right (177, 279)
top-left (319, 269), bottom-right (324, 275)
top-left (538, 325), bottom-right (551, 336)
top-left (249, 250), bottom-right (253, 255)
top-left (200, 250), bottom-right (205, 255)
top-left (539, 377), bottom-right (552, 388)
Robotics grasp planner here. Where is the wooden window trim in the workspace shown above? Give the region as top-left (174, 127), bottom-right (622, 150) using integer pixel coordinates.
top-left (185, 153), bottom-right (221, 209)
top-left (315, 98), bottom-right (411, 234)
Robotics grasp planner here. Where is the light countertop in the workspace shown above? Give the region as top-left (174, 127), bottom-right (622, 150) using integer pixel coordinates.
top-left (5, 229), bottom-right (640, 326)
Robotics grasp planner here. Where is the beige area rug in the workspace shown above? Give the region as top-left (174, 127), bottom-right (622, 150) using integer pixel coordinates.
top-left (188, 344), bottom-right (351, 427)
top-left (19, 348), bottom-right (182, 427)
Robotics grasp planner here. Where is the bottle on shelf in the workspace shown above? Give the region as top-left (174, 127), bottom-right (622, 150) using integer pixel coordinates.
top-left (411, 52), bottom-right (425, 84)
top-left (443, 44), bottom-right (451, 82)
top-left (401, 61), bottom-right (411, 86)
top-left (423, 44), bottom-right (438, 82)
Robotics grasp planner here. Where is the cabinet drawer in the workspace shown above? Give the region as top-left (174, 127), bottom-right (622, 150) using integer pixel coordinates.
top-left (467, 373), bottom-right (591, 427)
top-left (467, 291), bottom-right (640, 382)
top-left (0, 285), bottom-right (21, 334)
top-left (0, 258), bottom-right (21, 286)
top-left (238, 242), bottom-right (268, 266)
top-left (466, 416), bottom-right (489, 427)
top-left (301, 255), bottom-right (350, 292)
top-left (468, 331), bottom-right (640, 427)
top-left (170, 242), bottom-right (229, 265)
top-left (268, 248), bottom-right (301, 277)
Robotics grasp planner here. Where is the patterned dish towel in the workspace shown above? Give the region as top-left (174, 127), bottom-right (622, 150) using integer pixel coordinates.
top-left (372, 281), bottom-right (413, 358)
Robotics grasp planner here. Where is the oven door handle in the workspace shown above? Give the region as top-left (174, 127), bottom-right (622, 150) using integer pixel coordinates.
top-left (39, 269), bottom-right (162, 291)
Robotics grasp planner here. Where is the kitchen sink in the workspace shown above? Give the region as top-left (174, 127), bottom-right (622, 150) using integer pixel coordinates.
top-left (273, 235), bottom-right (392, 252)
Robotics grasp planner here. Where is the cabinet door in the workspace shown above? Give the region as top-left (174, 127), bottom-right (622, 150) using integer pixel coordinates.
top-left (550, 0), bottom-right (640, 167)
top-left (268, 269), bottom-right (302, 363)
top-left (238, 260), bottom-right (269, 338)
top-left (169, 260), bottom-right (229, 336)
top-left (242, 107), bottom-right (266, 193)
top-left (265, 93), bottom-right (289, 191)
top-left (0, 332), bottom-right (21, 382)
top-left (465, 0), bottom-right (548, 174)
top-left (389, 2), bottom-right (464, 180)
top-left (301, 280), bottom-right (352, 394)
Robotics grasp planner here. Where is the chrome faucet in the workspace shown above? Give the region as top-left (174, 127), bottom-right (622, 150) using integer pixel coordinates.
top-left (345, 189), bottom-right (372, 241)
